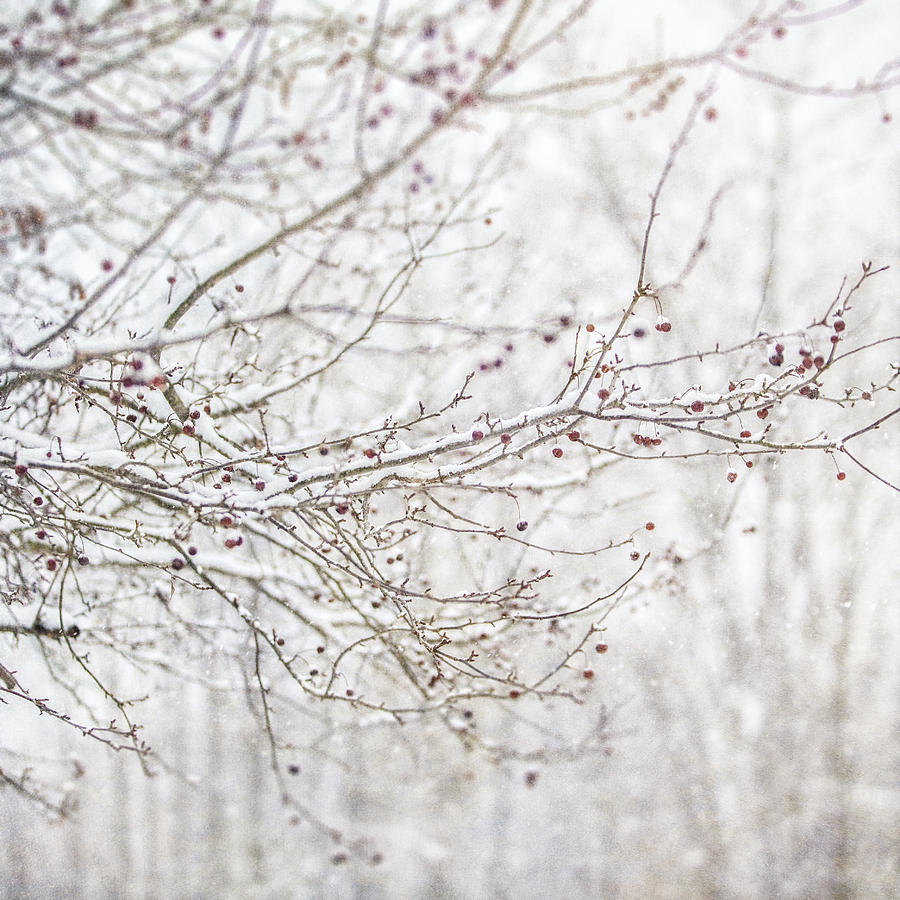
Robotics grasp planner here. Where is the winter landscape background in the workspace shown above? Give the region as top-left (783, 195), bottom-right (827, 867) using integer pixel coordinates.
top-left (1, 1), bottom-right (898, 897)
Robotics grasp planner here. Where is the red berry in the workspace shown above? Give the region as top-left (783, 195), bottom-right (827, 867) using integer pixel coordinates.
top-left (364, 448), bottom-right (376, 458)
top-left (833, 319), bottom-right (845, 332)
top-left (595, 643), bottom-right (609, 654)
top-left (167, 275), bottom-right (176, 284)
top-left (182, 424), bottom-right (195, 436)
top-left (645, 521), bottom-right (655, 531)
top-left (171, 558), bottom-right (184, 570)
top-left (813, 355), bottom-right (825, 369)
top-left (583, 669), bottom-right (594, 679)
top-left (509, 690), bottom-right (520, 699)
top-left (101, 259), bottom-right (113, 271)
top-left (726, 471), bottom-right (737, 483)
top-left (861, 391), bottom-right (871, 400)
top-left (836, 472), bottom-right (846, 481)
top-left (585, 324), bottom-right (595, 332)
top-left (471, 430), bottom-right (484, 441)
top-left (33, 496), bottom-right (43, 506)
top-left (500, 433), bottom-right (511, 444)
top-left (740, 430), bottom-right (751, 438)
top-left (597, 389), bottom-right (610, 400)
top-left (188, 546), bottom-right (198, 556)
top-left (567, 431), bottom-right (580, 441)
top-left (690, 400), bottom-right (704, 413)
top-left (630, 551), bottom-right (640, 561)
top-left (224, 538), bottom-right (237, 549)
top-left (757, 408), bottom-right (769, 420)
top-left (77, 555), bottom-right (89, 566)
top-left (220, 516), bottom-right (233, 527)
top-left (46, 558), bottom-right (58, 571)
top-left (516, 520), bottom-right (528, 532)
top-left (14, 463), bottom-right (27, 476)
top-left (552, 447), bottom-right (563, 458)
top-left (190, 410), bottom-right (201, 420)
top-left (254, 480), bottom-right (265, 491)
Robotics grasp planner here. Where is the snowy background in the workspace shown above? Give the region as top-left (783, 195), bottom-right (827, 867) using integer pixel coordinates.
top-left (1, 1), bottom-right (898, 897)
